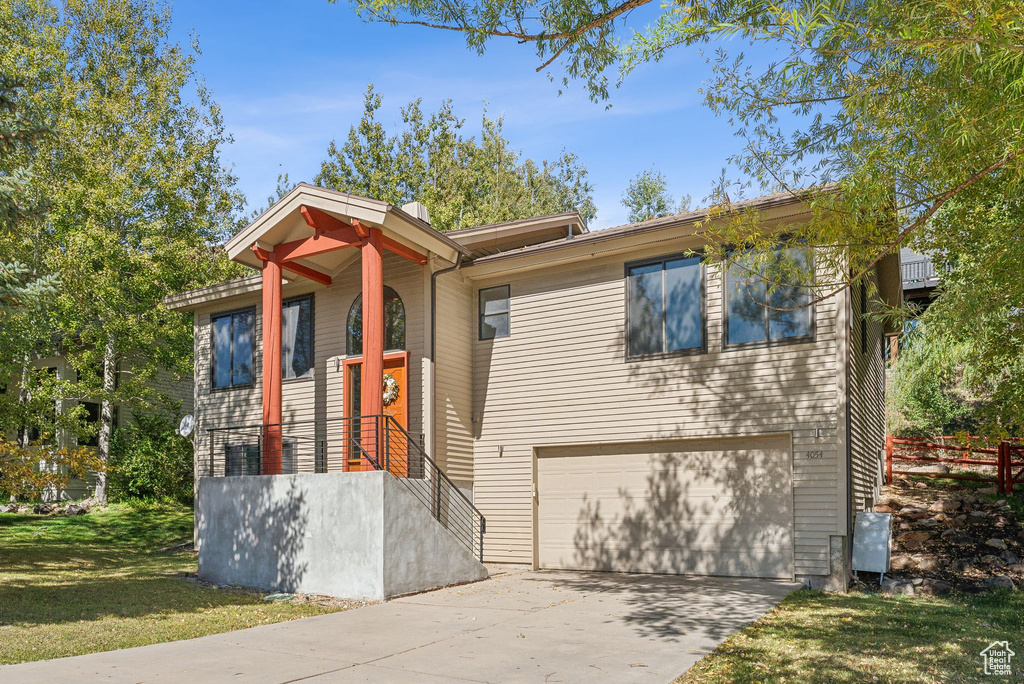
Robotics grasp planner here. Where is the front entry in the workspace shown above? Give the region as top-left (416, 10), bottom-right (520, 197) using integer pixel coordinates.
top-left (344, 351), bottom-right (409, 474)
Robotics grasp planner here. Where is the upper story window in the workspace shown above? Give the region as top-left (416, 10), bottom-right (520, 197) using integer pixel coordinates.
top-left (347, 286), bottom-right (405, 355)
top-left (282, 294), bottom-right (314, 379)
top-left (626, 255), bottom-right (704, 357)
top-left (725, 246), bottom-right (814, 347)
top-left (479, 285), bottom-right (510, 340)
top-left (211, 308), bottom-right (254, 389)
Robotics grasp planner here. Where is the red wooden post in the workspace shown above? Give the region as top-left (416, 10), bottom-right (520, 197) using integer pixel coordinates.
top-left (885, 434), bottom-right (894, 486)
top-left (997, 441), bottom-right (1006, 495)
top-left (1005, 441), bottom-right (1013, 495)
top-left (261, 251), bottom-right (283, 475)
top-left (360, 226), bottom-right (384, 468)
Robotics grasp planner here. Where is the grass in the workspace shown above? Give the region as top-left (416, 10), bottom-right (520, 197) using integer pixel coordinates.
top-left (0, 502), bottom-right (344, 665)
top-left (678, 589), bottom-right (1024, 683)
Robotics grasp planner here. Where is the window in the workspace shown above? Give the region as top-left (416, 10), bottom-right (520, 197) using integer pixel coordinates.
top-left (479, 285), bottom-right (510, 340)
top-left (346, 286), bottom-right (405, 355)
top-left (282, 295), bottom-right (314, 379)
top-left (725, 246), bottom-right (814, 347)
top-left (80, 402), bottom-right (101, 447)
top-left (626, 256), bottom-right (704, 357)
top-left (211, 308), bottom-right (254, 389)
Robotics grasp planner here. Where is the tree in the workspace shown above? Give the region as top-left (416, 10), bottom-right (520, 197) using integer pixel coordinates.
top-left (316, 85), bottom-right (596, 230)
top-left (27, 0), bottom-right (245, 501)
top-left (341, 0), bottom-right (1024, 305)
top-left (621, 169), bottom-right (690, 222)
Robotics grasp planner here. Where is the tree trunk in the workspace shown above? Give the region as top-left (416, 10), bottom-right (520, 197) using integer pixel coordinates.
top-left (94, 335), bottom-right (116, 503)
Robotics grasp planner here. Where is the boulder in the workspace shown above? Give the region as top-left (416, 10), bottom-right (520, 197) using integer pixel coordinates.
top-left (65, 504), bottom-right (87, 516)
top-left (900, 507), bottom-right (932, 521)
top-left (940, 529), bottom-right (973, 545)
top-left (881, 578), bottom-right (916, 596)
top-left (32, 503), bottom-right (52, 515)
top-left (890, 554), bottom-right (916, 571)
top-left (978, 486), bottom-right (998, 494)
top-left (1008, 564), bottom-right (1024, 575)
top-left (968, 511), bottom-right (989, 522)
top-left (934, 513), bottom-right (948, 522)
top-left (917, 579), bottom-right (952, 596)
top-left (16, 505), bottom-right (29, 514)
top-left (930, 499), bottom-right (962, 513)
top-left (981, 555), bottom-right (1006, 567)
top-left (882, 498), bottom-right (904, 510)
top-left (983, 576), bottom-right (1017, 591)
top-left (950, 559), bottom-right (977, 574)
top-left (919, 518), bottom-right (940, 529)
top-left (897, 528), bottom-right (937, 544)
top-left (1, 503), bottom-right (18, 513)
top-left (986, 538), bottom-right (1009, 551)
top-left (913, 554), bottom-right (942, 573)
top-left (1000, 550), bottom-right (1021, 565)
top-left (875, 505), bottom-right (897, 514)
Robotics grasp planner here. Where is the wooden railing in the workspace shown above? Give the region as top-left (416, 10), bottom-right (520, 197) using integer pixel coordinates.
top-left (886, 435), bottom-right (1024, 495)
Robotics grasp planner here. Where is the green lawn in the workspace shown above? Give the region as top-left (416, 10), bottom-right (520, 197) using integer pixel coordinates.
top-left (679, 589), bottom-right (1024, 683)
top-left (0, 503), bottom-right (344, 665)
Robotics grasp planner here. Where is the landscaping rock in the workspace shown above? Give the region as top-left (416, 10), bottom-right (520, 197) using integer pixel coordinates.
top-left (981, 555), bottom-right (1005, 568)
top-left (930, 499), bottom-right (962, 513)
top-left (913, 554), bottom-right (941, 573)
top-left (969, 510), bottom-right (989, 522)
top-left (1008, 564), bottom-right (1024, 575)
top-left (934, 513), bottom-right (948, 522)
top-left (1000, 550), bottom-right (1020, 565)
top-left (875, 504), bottom-right (897, 514)
top-left (919, 518), bottom-right (940, 529)
top-left (17, 505), bottom-right (29, 514)
top-left (940, 529), bottom-right (973, 545)
top-left (950, 559), bottom-right (977, 574)
top-left (897, 530), bottom-right (933, 544)
top-left (900, 507), bottom-right (931, 520)
top-left (986, 538), bottom-right (1009, 550)
top-left (32, 504), bottom-right (52, 515)
top-left (917, 579), bottom-right (952, 596)
top-left (881, 578), bottom-right (916, 596)
top-left (882, 498), bottom-right (904, 510)
top-left (65, 504), bottom-right (87, 516)
top-left (978, 486), bottom-right (998, 494)
top-left (1, 503), bottom-right (18, 513)
top-left (983, 576), bottom-right (1017, 591)
top-left (890, 554), bottom-right (916, 571)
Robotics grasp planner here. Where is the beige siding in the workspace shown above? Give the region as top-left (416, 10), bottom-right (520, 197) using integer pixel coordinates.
top-left (434, 270), bottom-right (474, 483)
top-left (472, 242), bottom-right (842, 576)
top-left (848, 272), bottom-right (887, 519)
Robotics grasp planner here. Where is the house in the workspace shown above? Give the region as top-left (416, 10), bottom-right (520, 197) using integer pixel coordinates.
top-left (164, 183), bottom-right (901, 599)
top-left (1, 354), bottom-right (193, 500)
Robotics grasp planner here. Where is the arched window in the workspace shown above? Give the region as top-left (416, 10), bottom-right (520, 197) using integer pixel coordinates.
top-left (347, 286), bottom-right (406, 355)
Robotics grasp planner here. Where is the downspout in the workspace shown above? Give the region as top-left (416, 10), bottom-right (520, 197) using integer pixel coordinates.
top-left (428, 253), bottom-right (463, 458)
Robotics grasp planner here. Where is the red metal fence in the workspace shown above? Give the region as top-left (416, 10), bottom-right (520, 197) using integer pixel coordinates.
top-left (886, 435), bottom-right (1024, 495)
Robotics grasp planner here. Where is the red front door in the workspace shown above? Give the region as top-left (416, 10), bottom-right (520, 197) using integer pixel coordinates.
top-left (344, 351), bottom-right (409, 474)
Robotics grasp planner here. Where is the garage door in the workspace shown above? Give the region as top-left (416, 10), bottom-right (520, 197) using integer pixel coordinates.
top-left (536, 436), bottom-right (793, 578)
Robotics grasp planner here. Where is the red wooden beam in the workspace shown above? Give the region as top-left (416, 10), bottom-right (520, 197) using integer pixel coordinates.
top-left (352, 218), bottom-right (370, 239)
top-left (382, 236), bottom-right (427, 266)
top-left (276, 232), bottom-right (360, 262)
top-left (280, 260), bottom-right (333, 286)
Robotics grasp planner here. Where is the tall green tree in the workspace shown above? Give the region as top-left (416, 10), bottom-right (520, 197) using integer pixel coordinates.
top-left (316, 85), bottom-right (596, 229)
top-left (621, 169), bottom-right (690, 222)
top-left (341, 0), bottom-right (1024, 300)
top-left (27, 0), bottom-right (245, 500)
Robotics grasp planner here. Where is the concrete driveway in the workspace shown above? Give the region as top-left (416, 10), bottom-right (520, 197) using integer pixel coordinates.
top-left (0, 569), bottom-right (799, 683)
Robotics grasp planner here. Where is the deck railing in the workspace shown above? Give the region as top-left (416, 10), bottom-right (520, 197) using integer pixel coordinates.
top-left (206, 415), bottom-right (486, 560)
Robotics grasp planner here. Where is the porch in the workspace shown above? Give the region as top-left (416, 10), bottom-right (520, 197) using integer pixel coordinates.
top-left (192, 186), bottom-right (483, 599)
top-left (198, 415), bottom-right (487, 600)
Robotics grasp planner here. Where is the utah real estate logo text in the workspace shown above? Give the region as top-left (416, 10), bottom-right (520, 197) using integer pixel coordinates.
top-left (980, 641), bottom-right (1014, 676)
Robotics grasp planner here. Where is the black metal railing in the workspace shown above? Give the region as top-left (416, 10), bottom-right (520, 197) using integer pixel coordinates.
top-left (206, 415), bottom-right (486, 561)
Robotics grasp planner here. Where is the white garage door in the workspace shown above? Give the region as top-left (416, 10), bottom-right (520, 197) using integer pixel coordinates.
top-left (536, 436), bottom-right (794, 578)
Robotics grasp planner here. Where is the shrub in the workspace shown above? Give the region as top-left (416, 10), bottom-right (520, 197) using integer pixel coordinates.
top-left (109, 414), bottom-right (193, 503)
top-left (0, 439), bottom-right (103, 501)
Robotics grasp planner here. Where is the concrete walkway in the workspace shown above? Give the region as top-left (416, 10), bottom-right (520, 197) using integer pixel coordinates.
top-left (1, 570), bottom-right (799, 683)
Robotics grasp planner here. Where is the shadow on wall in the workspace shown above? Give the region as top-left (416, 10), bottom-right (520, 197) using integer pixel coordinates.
top-left (197, 477), bottom-right (309, 592)
top-left (556, 442), bottom-right (793, 579)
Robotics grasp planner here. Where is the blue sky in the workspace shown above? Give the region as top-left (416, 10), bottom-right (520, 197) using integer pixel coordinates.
top-left (170, 0), bottom-right (752, 229)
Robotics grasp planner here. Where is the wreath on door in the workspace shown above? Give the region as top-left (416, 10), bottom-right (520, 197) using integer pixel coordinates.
top-left (382, 373), bottom-right (400, 406)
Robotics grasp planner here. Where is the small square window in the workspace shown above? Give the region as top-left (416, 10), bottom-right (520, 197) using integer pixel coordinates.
top-left (479, 285), bottom-right (510, 340)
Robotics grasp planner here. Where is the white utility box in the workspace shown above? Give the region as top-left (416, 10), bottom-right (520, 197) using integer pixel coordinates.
top-left (852, 512), bottom-right (892, 579)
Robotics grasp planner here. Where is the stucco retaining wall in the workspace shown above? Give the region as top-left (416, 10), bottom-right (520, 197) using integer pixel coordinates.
top-left (196, 471), bottom-right (487, 600)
